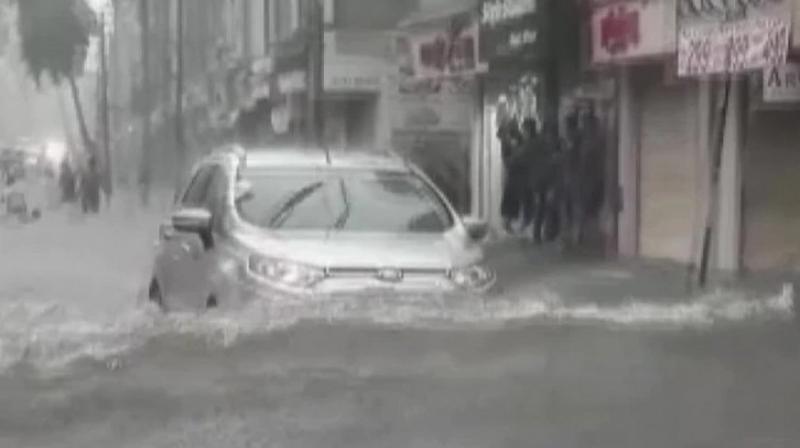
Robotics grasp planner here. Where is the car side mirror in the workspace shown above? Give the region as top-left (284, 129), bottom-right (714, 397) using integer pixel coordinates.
top-left (172, 207), bottom-right (213, 249)
top-left (462, 217), bottom-right (489, 241)
top-left (234, 179), bottom-right (254, 203)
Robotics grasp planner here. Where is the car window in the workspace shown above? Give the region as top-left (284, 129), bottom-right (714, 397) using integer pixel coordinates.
top-left (181, 166), bottom-right (214, 207)
top-left (236, 168), bottom-right (454, 233)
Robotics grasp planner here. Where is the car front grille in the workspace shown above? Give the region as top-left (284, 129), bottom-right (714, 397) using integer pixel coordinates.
top-left (324, 267), bottom-right (448, 279)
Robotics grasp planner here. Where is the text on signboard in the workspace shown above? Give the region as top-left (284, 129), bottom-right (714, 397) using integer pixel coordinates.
top-left (481, 0), bottom-right (537, 27)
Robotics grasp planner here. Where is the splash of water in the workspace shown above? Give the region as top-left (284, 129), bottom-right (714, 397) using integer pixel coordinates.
top-left (0, 284), bottom-right (794, 374)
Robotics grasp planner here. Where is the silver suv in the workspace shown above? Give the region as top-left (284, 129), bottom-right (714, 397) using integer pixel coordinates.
top-left (148, 146), bottom-right (495, 311)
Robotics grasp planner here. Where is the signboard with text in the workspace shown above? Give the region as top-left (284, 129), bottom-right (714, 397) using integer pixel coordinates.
top-left (677, 0), bottom-right (791, 76)
top-left (405, 19), bottom-right (481, 80)
top-left (590, 0), bottom-right (676, 64)
top-left (324, 57), bottom-right (384, 92)
top-left (763, 62), bottom-right (800, 103)
top-left (479, 0), bottom-right (542, 61)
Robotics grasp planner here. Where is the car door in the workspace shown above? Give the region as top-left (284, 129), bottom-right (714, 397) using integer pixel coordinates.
top-left (160, 165), bottom-right (215, 309)
top-left (180, 165), bottom-right (230, 308)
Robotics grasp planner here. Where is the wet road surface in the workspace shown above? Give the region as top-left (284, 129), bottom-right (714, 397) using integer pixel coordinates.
top-left (1, 200), bottom-right (799, 448)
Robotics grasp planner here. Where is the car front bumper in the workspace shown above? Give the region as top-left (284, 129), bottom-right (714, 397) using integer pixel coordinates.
top-left (238, 274), bottom-right (496, 303)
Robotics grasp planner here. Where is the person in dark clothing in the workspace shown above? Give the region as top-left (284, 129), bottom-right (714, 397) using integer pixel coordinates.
top-left (559, 108), bottom-right (582, 248)
top-left (498, 119), bottom-right (524, 232)
top-left (534, 120), bottom-right (562, 243)
top-left (579, 104), bottom-right (605, 223)
top-left (80, 156), bottom-right (101, 214)
top-left (517, 118), bottom-right (541, 238)
top-left (59, 158), bottom-right (76, 203)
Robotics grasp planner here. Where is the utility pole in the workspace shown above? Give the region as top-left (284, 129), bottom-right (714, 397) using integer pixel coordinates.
top-left (99, 11), bottom-right (112, 202)
top-left (305, 0), bottom-right (324, 148)
top-left (697, 77), bottom-right (733, 289)
top-left (174, 0), bottom-right (186, 184)
top-left (138, 0), bottom-right (151, 206)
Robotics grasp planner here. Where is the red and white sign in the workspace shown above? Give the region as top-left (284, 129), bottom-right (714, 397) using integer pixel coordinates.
top-left (406, 20), bottom-right (482, 80)
top-left (677, 17), bottom-right (790, 76)
top-left (591, 0), bottom-right (675, 64)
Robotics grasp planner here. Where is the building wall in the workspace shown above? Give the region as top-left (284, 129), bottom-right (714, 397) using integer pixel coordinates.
top-left (333, 0), bottom-right (417, 29)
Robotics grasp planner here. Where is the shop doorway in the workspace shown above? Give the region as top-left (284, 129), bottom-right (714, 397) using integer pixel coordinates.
top-left (323, 96), bottom-right (377, 148)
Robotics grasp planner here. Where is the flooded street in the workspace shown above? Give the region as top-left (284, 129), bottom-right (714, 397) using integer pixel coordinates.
top-left (1, 202), bottom-right (799, 447)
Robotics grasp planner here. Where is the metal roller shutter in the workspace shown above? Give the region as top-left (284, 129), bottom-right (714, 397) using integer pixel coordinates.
top-left (743, 110), bottom-right (800, 271)
top-left (639, 79), bottom-right (702, 263)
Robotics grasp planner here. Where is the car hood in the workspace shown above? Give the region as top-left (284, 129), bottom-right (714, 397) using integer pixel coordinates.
top-left (236, 229), bottom-right (482, 269)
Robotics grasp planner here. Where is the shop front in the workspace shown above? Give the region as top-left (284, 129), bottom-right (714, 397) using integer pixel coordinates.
top-left (393, 3), bottom-right (483, 215)
top-left (477, 0), bottom-right (550, 237)
top-left (743, 60), bottom-right (800, 272)
top-left (321, 30), bottom-right (392, 149)
top-left (676, 0), bottom-right (792, 275)
top-left (588, 0), bottom-right (707, 262)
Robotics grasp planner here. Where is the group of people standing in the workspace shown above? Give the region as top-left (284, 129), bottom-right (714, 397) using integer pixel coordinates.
top-left (59, 155), bottom-right (102, 214)
top-left (499, 103), bottom-right (605, 248)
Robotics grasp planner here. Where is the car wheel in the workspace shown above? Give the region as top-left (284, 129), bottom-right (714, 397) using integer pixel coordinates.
top-left (149, 280), bottom-right (167, 312)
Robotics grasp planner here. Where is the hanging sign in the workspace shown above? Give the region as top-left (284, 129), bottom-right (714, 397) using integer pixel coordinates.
top-left (677, 0), bottom-right (791, 76)
top-left (590, 0), bottom-right (676, 64)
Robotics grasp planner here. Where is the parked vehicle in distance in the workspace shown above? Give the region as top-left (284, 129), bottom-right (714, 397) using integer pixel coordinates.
top-left (147, 146), bottom-right (495, 312)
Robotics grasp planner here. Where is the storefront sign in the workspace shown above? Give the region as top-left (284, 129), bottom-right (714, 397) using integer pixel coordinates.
top-left (763, 62), bottom-right (800, 103)
top-left (591, 0), bottom-right (675, 64)
top-left (479, 0), bottom-right (541, 60)
top-left (677, 0), bottom-right (790, 76)
top-left (324, 57), bottom-right (384, 92)
top-left (406, 19), bottom-right (480, 79)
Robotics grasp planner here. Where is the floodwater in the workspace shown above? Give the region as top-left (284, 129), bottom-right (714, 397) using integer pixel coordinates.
top-left (1, 202), bottom-right (799, 448)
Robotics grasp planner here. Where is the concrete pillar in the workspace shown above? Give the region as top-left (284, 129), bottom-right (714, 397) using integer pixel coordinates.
top-left (715, 78), bottom-right (744, 274)
top-left (617, 66), bottom-right (640, 257)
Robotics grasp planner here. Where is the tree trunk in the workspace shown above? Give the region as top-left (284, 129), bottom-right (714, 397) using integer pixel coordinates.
top-left (67, 74), bottom-right (94, 156)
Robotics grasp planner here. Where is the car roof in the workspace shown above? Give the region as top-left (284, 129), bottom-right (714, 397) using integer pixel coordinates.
top-left (235, 147), bottom-right (412, 172)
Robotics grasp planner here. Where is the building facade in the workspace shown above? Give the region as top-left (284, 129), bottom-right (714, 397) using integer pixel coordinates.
top-left (590, 0), bottom-right (800, 277)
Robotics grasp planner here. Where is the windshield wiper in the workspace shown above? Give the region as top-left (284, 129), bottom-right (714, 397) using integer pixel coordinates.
top-left (266, 181), bottom-right (325, 228)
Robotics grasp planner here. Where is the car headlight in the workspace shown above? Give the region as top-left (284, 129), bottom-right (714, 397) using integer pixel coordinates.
top-left (247, 255), bottom-right (325, 289)
top-left (449, 264), bottom-right (496, 291)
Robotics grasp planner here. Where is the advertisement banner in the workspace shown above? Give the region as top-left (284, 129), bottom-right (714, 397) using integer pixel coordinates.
top-left (677, 0), bottom-right (791, 77)
top-left (591, 0), bottom-right (676, 64)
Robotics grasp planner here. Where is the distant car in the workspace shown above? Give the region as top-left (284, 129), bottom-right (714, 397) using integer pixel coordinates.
top-left (147, 146), bottom-right (495, 312)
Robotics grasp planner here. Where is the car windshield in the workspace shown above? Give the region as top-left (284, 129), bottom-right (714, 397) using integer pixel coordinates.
top-left (236, 168), bottom-right (454, 233)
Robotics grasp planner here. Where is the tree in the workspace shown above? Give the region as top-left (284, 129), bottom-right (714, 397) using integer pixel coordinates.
top-left (16, 0), bottom-right (97, 154)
